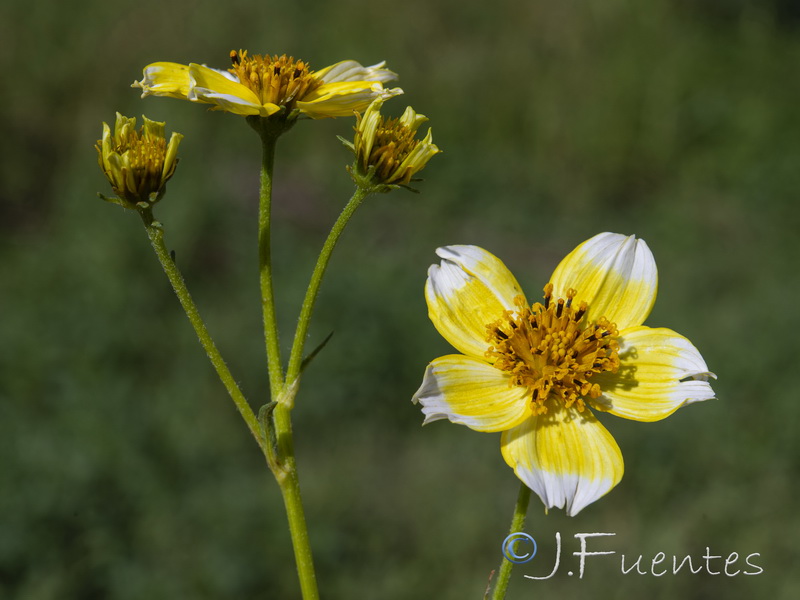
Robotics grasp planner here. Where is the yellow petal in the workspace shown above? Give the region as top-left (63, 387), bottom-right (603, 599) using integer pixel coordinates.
top-left (141, 115), bottom-right (165, 141)
top-left (394, 127), bottom-right (439, 181)
top-left (133, 62), bottom-right (191, 99)
top-left (355, 98), bottom-right (384, 168)
top-left (591, 326), bottom-right (716, 422)
top-left (550, 232), bottom-right (657, 330)
top-left (412, 354), bottom-right (531, 433)
top-left (425, 245), bottom-right (526, 359)
top-left (398, 105), bottom-right (428, 133)
top-left (501, 401), bottom-right (624, 516)
top-left (162, 132), bottom-right (184, 180)
top-left (297, 82), bottom-right (403, 118)
top-left (98, 121), bottom-right (112, 171)
top-left (187, 64), bottom-right (277, 116)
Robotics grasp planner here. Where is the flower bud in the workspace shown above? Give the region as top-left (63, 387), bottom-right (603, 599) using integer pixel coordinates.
top-left (96, 113), bottom-right (183, 208)
top-left (348, 99), bottom-right (440, 190)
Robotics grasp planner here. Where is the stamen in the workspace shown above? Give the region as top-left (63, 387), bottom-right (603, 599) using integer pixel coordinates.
top-left (574, 302), bottom-right (587, 322)
top-left (227, 50), bottom-right (323, 110)
top-left (543, 283), bottom-right (553, 308)
top-left (485, 283), bottom-right (619, 415)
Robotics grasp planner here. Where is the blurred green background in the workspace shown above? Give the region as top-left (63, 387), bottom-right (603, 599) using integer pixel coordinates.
top-left (2, 0), bottom-right (799, 598)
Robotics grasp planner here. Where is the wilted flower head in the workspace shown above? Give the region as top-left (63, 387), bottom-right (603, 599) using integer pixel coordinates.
top-left (347, 98), bottom-right (440, 189)
top-left (133, 51), bottom-right (402, 121)
top-left (96, 113), bottom-right (182, 208)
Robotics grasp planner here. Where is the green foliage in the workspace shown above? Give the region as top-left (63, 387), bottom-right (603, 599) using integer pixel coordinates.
top-left (1, 0), bottom-right (798, 598)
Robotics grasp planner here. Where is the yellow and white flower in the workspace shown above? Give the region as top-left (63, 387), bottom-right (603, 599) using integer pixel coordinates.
top-left (412, 234), bottom-right (716, 516)
top-left (133, 51), bottom-right (403, 119)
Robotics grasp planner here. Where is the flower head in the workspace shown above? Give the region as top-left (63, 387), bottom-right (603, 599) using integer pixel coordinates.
top-left (346, 98), bottom-right (440, 189)
top-left (133, 51), bottom-right (403, 120)
top-left (412, 234), bottom-right (716, 516)
top-left (96, 113), bottom-right (182, 208)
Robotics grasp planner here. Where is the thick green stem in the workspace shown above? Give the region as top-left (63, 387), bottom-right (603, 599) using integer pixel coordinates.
top-left (257, 128), bottom-right (285, 400)
top-left (273, 404), bottom-right (319, 600)
top-left (250, 116), bottom-right (321, 600)
top-left (138, 209), bottom-right (263, 447)
top-left (267, 184), bottom-right (371, 600)
top-left (490, 482), bottom-right (532, 600)
top-left (285, 186), bottom-right (371, 386)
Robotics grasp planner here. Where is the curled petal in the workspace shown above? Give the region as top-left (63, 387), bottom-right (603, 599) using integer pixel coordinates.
top-left (550, 232), bottom-right (657, 330)
top-left (162, 132), bottom-right (184, 180)
top-left (501, 402), bottom-right (624, 516)
top-left (426, 245), bottom-right (526, 359)
top-left (141, 115), bottom-right (165, 140)
top-left (297, 82), bottom-right (402, 118)
top-left (395, 127), bottom-right (440, 181)
top-left (398, 105), bottom-right (428, 133)
top-left (314, 60), bottom-right (398, 84)
top-left (355, 98), bottom-right (384, 167)
top-left (412, 354), bottom-right (532, 433)
top-left (591, 326), bottom-right (716, 421)
top-left (133, 62), bottom-right (191, 99)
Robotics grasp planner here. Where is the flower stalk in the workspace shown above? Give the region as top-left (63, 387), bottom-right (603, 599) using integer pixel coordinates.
top-left (137, 207), bottom-right (264, 448)
top-left (251, 117), bottom-right (288, 400)
top-left (489, 483), bottom-right (531, 600)
top-left (273, 402), bottom-right (319, 600)
top-left (285, 185), bottom-right (372, 386)
top-left (99, 61), bottom-right (440, 598)
top-left (247, 116), bottom-right (321, 599)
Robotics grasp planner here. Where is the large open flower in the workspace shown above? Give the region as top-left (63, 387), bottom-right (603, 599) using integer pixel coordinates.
top-left (412, 233), bottom-right (716, 516)
top-left (133, 51), bottom-right (402, 119)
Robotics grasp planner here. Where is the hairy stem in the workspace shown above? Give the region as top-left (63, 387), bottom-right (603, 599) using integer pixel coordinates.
top-left (257, 129), bottom-right (285, 400)
top-left (490, 482), bottom-right (532, 600)
top-left (285, 186), bottom-right (371, 385)
top-left (138, 209), bottom-right (263, 448)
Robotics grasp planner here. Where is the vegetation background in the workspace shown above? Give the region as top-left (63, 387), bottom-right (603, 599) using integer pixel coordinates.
top-left (2, 0), bottom-right (798, 598)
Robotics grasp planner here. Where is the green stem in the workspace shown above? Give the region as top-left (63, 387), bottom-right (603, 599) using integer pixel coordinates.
top-left (257, 128), bottom-right (285, 400)
top-left (138, 209), bottom-right (263, 448)
top-left (250, 116), bottom-right (322, 600)
top-left (273, 403), bottom-right (319, 600)
top-left (284, 186), bottom-right (371, 386)
top-left (268, 183), bottom-right (372, 599)
top-left (490, 482), bottom-right (532, 600)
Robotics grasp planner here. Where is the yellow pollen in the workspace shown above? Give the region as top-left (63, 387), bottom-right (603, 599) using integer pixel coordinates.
top-left (485, 285), bottom-right (620, 415)
top-left (228, 50), bottom-right (323, 111)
